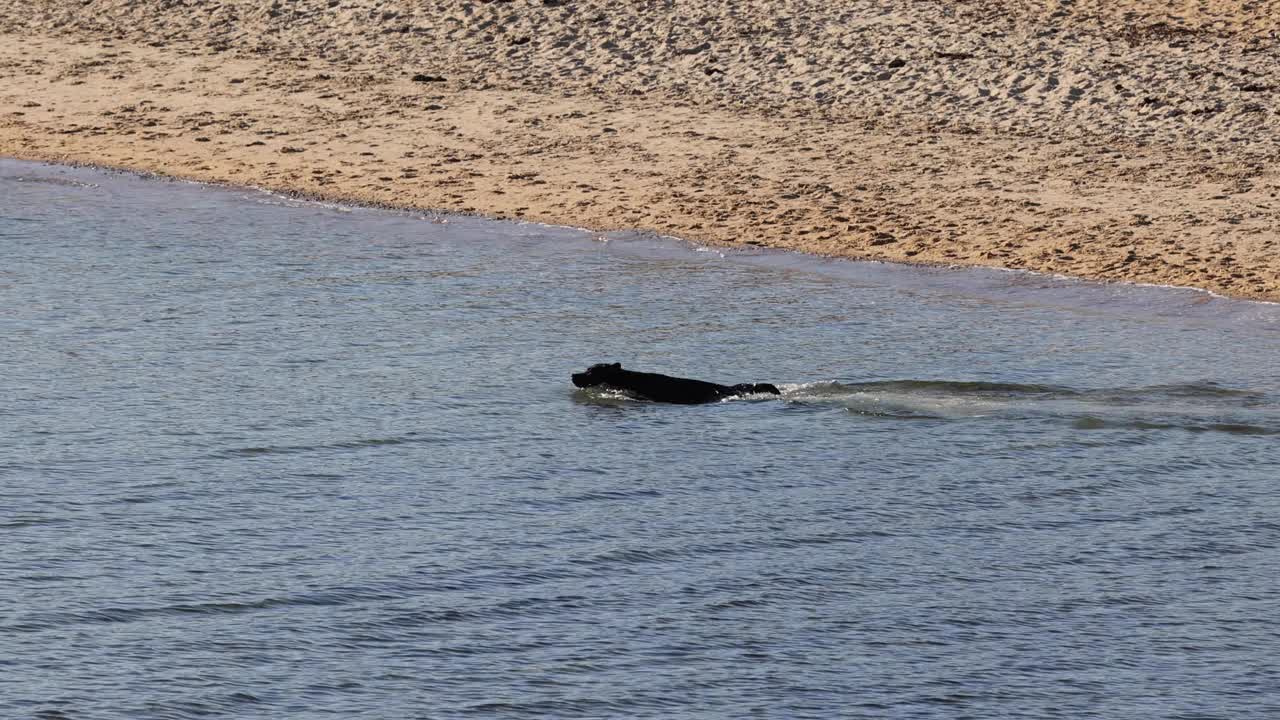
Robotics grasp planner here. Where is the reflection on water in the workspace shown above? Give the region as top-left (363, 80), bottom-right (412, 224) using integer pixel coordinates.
top-left (3, 158), bottom-right (1280, 719)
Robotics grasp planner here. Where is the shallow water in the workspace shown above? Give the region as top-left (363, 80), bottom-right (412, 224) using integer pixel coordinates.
top-left (3, 158), bottom-right (1280, 719)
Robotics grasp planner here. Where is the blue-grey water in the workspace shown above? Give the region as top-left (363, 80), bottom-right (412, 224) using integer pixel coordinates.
top-left (4, 157), bottom-right (1280, 719)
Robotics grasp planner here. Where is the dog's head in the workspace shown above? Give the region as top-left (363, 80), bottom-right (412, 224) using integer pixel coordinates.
top-left (572, 362), bottom-right (623, 388)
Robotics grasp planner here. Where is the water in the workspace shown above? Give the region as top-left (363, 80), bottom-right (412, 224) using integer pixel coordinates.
top-left (3, 157), bottom-right (1280, 719)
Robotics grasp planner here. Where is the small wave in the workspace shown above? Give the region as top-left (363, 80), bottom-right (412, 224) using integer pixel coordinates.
top-left (554, 488), bottom-right (663, 504)
top-left (459, 697), bottom-right (680, 717)
top-left (2, 174), bottom-right (98, 189)
top-left (291, 269), bottom-right (475, 286)
top-left (844, 407), bottom-right (946, 420)
top-left (0, 516), bottom-right (70, 530)
top-left (3, 585), bottom-right (418, 633)
top-left (704, 596), bottom-right (772, 611)
top-left (1072, 416), bottom-right (1280, 435)
top-left (1079, 382), bottom-right (1266, 403)
top-left (243, 187), bottom-right (353, 212)
top-left (212, 432), bottom-right (466, 459)
top-left (127, 693), bottom-right (266, 720)
top-left (570, 530), bottom-right (894, 570)
top-left (371, 594), bottom-right (591, 631)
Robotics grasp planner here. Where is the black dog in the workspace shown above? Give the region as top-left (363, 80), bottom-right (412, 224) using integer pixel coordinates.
top-left (571, 363), bottom-right (781, 404)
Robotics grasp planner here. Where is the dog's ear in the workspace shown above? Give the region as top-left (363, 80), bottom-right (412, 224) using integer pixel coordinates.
top-left (610, 363), bottom-right (622, 370)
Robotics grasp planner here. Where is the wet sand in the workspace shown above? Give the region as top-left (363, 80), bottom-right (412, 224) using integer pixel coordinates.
top-left (2, 0), bottom-right (1277, 299)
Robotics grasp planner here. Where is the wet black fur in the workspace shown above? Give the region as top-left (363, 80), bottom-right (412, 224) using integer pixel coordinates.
top-left (571, 363), bottom-right (780, 405)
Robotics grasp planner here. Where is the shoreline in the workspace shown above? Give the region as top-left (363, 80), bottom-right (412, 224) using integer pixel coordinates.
top-left (3, 1), bottom-right (1277, 300)
top-left (11, 152), bottom-right (1278, 313)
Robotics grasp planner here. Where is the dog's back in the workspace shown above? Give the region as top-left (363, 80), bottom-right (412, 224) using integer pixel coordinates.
top-left (572, 363), bottom-right (780, 404)
top-left (615, 369), bottom-right (733, 404)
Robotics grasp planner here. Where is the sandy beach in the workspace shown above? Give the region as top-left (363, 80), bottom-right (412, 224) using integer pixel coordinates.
top-left (2, 0), bottom-right (1277, 299)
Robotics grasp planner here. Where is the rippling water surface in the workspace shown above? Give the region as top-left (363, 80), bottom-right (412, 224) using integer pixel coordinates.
top-left (4, 159), bottom-right (1280, 718)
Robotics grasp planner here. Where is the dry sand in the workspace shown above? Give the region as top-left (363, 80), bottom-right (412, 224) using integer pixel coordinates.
top-left (2, 0), bottom-right (1278, 298)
